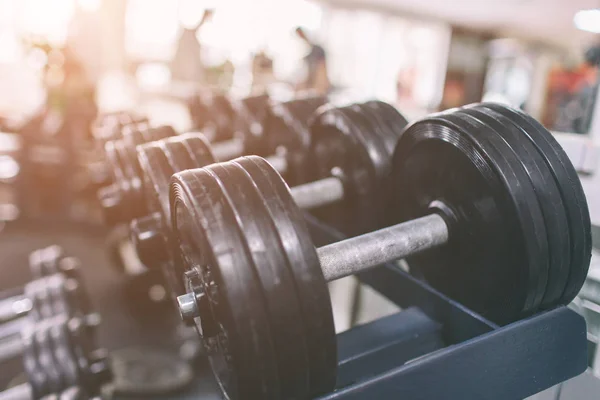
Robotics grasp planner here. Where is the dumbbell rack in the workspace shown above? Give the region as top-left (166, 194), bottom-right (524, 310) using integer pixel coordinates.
top-left (303, 214), bottom-right (588, 400)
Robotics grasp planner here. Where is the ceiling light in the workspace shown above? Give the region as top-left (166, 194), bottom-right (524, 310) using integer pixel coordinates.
top-left (574, 9), bottom-right (600, 33)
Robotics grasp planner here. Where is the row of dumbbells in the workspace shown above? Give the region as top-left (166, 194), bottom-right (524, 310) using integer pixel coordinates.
top-left (93, 94), bottom-right (405, 290)
top-left (0, 247), bottom-right (110, 400)
top-left (95, 96), bottom-right (592, 400)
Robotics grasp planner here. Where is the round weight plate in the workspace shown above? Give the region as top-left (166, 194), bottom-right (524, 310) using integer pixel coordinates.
top-left (476, 103), bottom-right (592, 304)
top-left (362, 100), bottom-right (409, 156)
top-left (390, 112), bottom-right (547, 323)
top-left (210, 161), bottom-right (310, 399)
top-left (22, 325), bottom-right (48, 398)
top-left (212, 94), bottom-right (237, 142)
top-left (460, 106), bottom-right (570, 308)
top-left (240, 156), bottom-right (336, 397)
top-left (50, 316), bottom-right (83, 390)
top-left (139, 134), bottom-right (215, 229)
top-left (263, 96), bottom-right (326, 157)
top-left (34, 320), bottom-right (63, 393)
top-left (243, 94), bottom-right (271, 122)
top-left (46, 275), bottom-right (70, 317)
top-left (25, 279), bottom-right (52, 321)
top-left (443, 111), bottom-right (549, 316)
top-left (309, 105), bottom-right (385, 233)
top-left (171, 168), bottom-right (279, 399)
top-left (110, 347), bottom-right (193, 395)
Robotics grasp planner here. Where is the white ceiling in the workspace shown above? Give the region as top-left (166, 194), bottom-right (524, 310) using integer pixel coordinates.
top-left (323, 0), bottom-right (600, 50)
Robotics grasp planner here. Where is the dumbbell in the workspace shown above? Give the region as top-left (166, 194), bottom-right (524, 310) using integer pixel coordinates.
top-left (98, 125), bottom-right (178, 225)
top-left (131, 100), bottom-right (404, 296)
top-left (0, 314), bottom-right (111, 400)
top-left (92, 111), bottom-right (148, 144)
top-left (0, 248), bottom-right (96, 344)
top-left (169, 102), bottom-right (592, 400)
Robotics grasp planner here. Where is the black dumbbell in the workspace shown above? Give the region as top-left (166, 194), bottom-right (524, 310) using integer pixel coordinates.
top-left (130, 99), bottom-right (395, 296)
top-left (92, 111), bottom-right (149, 144)
top-left (169, 103), bottom-right (591, 400)
top-left (0, 315), bottom-right (111, 400)
top-left (98, 125), bottom-right (178, 225)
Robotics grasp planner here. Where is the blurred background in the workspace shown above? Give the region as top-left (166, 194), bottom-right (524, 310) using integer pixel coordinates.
top-left (0, 0), bottom-right (599, 126)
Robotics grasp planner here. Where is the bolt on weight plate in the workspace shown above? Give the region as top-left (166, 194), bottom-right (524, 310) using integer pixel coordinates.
top-left (171, 168), bottom-right (280, 399)
top-left (390, 112), bottom-right (548, 324)
top-left (239, 156), bottom-right (336, 397)
top-left (476, 103), bottom-right (592, 305)
top-left (210, 161), bottom-right (311, 399)
top-left (459, 105), bottom-right (570, 309)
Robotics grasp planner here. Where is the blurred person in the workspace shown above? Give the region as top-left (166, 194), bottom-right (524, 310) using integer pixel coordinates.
top-left (553, 44), bottom-right (600, 133)
top-left (251, 50), bottom-right (274, 94)
top-left (294, 27), bottom-right (330, 95)
top-left (171, 9), bottom-right (214, 85)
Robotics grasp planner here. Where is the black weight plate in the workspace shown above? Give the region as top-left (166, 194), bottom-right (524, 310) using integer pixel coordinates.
top-left (477, 103), bottom-right (592, 304)
top-left (29, 245), bottom-right (63, 279)
top-left (34, 320), bottom-right (63, 393)
top-left (139, 134), bottom-right (215, 227)
top-left (171, 168), bottom-right (279, 399)
top-left (22, 325), bottom-right (48, 398)
top-left (210, 161), bottom-right (310, 399)
top-left (264, 96), bottom-right (326, 155)
top-left (239, 156), bottom-right (337, 397)
top-left (391, 112), bottom-right (547, 323)
top-left (460, 106), bottom-right (570, 308)
top-left (443, 111), bottom-right (549, 315)
top-left (25, 278), bottom-right (53, 320)
top-left (363, 100), bottom-right (409, 156)
top-left (51, 316), bottom-right (84, 390)
top-left (110, 347), bottom-right (193, 395)
top-left (46, 275), bottom-right (71, 317)
top-left (243, 94), bottom-right (271, 122)
top-left (309, 105), bottom-right (382, 233)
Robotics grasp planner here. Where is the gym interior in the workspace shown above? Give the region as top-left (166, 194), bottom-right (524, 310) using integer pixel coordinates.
top-left (0, 0), bottom-right (599, 399)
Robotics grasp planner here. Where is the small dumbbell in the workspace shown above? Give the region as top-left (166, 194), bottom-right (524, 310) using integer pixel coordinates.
top-left (92, 111), bottom-right (148, 144)
top-left (0, 315), bottom-right (111, 400)
top-left (169, 103), bottom-right (592, 399)
top-left (0, 247), bottom-right (89, 324)
top-left (98, 125), bottom-right (178, 225)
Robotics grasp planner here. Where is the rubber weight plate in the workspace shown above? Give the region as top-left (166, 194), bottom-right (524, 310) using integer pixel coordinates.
top-left (210, 160), bottom-right (311, 399)
top-left (309, 105), bottom-right (390, 233)
top-left (442, 111), bottom-right (548, 315)
top-left (362, 100), bottom-right (409, 156)
top-left (476, 103), bottom-right (592, 304)
top-left (171, 168), bottom-right (279, 399)
top-left (34, 320), bottom-right (63, 394)
top-left (139, 133), bottom-right (215, 229)
top-left (239, 156), bottom-right (336, 397)
top-left (390, 111), bottom-right (547, 324)
top-left (459, 105), bottom-right (570, 308)
top-left (263, 96), bottom-right (327, 183)
top-left (22, 324), bottom-right (48, 398)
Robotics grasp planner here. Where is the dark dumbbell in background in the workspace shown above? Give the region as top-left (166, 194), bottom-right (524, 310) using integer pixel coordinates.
top-left (92, 111), bottom-right (149, 144)
top-left (0, 314), bottom-right (111, 400)
top-left (129, 100), bottom-right (406, 299)
top-left (0, 246), bottom-right (91, 324)
top-left (169, 102), bottom-right (591, 400)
